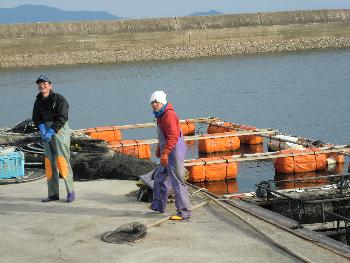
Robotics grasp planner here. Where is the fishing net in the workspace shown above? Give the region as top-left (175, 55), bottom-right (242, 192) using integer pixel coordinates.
top-left (101, 222), bottom-right (147, 244)
top-left (72, 151), bottom-right (157, 181)
top-left (10, 119), bottom-right (37, 134)
top-left (1, 129), bottom-right (158, 181)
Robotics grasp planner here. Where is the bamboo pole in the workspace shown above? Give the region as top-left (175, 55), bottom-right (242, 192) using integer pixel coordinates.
top-left (108, 129), bottom-right (278, 147)
top-left (184, 145), bottom-right (350, 167)
top-left (206, 122), bottom-right (315, 147)
top-left (74, 117), bottom-right (219, 133)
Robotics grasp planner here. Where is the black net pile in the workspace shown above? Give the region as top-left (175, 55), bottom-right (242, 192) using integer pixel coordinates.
top-left (10, 119), bottom-right (37, 134)
top-left (1, 121), bottom-right (158, 181)
top-left (72, 151), bottom-right (157, 181)
top-left (101, 222), bottom-right (147, 244)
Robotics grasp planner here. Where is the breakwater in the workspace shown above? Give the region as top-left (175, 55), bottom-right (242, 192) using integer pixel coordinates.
top-left (0, 9), bottom-right (349, 68)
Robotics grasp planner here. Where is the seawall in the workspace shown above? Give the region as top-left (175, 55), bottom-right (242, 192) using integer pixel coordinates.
top-left (0, 9), bottom-right (350, 68)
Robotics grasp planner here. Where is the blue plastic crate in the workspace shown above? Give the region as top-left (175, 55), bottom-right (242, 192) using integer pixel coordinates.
top-left (0, 151), bottom-right (25, 179)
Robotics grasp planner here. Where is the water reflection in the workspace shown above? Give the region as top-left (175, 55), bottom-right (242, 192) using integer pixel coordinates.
top-left (194, 179), bottom-right (238, 195)
top-left (274, 163), bottom-right (345, 190)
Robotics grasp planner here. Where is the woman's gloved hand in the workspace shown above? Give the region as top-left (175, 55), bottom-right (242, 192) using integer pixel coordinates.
top-left (44, 128), bottom-right (55, 142)
top-left (160, 153), bottom-right (168, 166)
top-left (38, 123), bottom-right (46, 140)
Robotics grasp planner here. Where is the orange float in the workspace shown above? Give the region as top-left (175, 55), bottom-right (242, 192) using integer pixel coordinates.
top-left (85, 126), bottom-right (122, 142)
top-left (274, 148), bottom-right (327, 173)
top-left (186, 156), bottom-right (238, 182)
top-left (207, 122), bottom-right (233, 134)
top-left (180, 121), bottom-right (196, 136)
top-left (198, 132), bottom-right (240, 153)
top-left (208, 123), bottom-right (263, 145)
top-left (109, 140), bottom-right (151, 159)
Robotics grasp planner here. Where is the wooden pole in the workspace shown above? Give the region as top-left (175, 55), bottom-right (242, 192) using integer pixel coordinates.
top-left (109, 129), bottom-right (278, 147)
top-left (74, 117), bottom-right (219, 133)
top-left (206, 122), bottom-right (315, 147)
top-left (184, 145), bottom-right (350, 167)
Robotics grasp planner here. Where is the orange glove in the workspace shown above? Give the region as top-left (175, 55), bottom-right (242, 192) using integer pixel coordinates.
top-left (160, 153), bottom-right (168, 166)
top-left (155, 145), bottom-right (160, 158)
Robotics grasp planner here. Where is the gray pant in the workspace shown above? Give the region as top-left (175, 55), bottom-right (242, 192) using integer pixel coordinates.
top-left (43, 122), bottom-right (74, 197)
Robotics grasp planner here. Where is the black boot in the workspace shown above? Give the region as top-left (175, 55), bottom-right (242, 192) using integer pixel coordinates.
top-left (41, 195), bottom-right (59, 202)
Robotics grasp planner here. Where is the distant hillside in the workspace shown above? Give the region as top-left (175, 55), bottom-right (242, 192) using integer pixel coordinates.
top-left (188, 10), bottom-right (223, 16)
top-left (0, 4), bottom-right (122, 24)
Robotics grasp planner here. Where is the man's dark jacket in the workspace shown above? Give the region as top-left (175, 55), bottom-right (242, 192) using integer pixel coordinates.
top-left (32, 91), bottom-right (69, 133)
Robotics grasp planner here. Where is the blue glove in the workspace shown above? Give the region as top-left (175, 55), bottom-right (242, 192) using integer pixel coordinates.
top-left (38, 123), bottom-right (46, 140)
top-left (43, 128), bottom-right (55, 142)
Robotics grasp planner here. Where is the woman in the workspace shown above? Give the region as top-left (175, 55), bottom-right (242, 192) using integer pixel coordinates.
top-left (149, 90), bottom-right (191, 220)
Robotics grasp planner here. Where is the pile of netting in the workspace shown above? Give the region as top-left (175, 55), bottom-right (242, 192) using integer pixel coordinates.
top-left (1, 119), bottom-right (157, 181)
top-left (72, 150), bottom-right (157, 181)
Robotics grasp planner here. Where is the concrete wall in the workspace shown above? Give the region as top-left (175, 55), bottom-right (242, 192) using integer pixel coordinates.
top-left (0, 9), bottom-right (350, 68)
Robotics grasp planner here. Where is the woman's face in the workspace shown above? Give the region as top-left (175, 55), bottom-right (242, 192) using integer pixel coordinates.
top-left (151, 100), bottom-right (164, 112)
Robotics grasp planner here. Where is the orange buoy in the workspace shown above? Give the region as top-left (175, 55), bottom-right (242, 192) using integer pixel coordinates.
top-left (109, 140), bottom-right (151, 159)
top-left (186, 156), bottom-right (238, 182)
top-left (85, 126), bottom-right (122, 142)
top-left (274, 148), bottom-right (327, 173)
top-left (237, 125), bottom-right (263, 145)
top-left (207, 122), bottom-right (233, 134)
top-left (181, 120), bottom-right (196, 136)
top-left (198, 132), bottom-right (240, 153)
top-left (208, 123), bottom-right (263, 145)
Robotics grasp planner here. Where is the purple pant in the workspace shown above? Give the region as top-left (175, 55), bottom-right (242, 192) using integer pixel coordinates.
top-left (151, 127), bottom-right (191, 219)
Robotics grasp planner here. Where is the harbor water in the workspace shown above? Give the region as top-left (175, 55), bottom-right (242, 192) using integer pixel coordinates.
top-left (1, 49), bottom-right (349, 192)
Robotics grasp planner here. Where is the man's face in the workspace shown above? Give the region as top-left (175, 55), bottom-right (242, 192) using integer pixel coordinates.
top-left (37, 81), bottom-right (52, 97)
top-left (151, 100), bottom-right (164, 112)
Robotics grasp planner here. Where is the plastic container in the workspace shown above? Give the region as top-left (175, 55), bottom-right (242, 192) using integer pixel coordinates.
top-left (0, 151), bottom-right (25, 179)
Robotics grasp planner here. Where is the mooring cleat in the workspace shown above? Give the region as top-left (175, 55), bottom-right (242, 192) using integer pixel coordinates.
top-left (67, 191), bottom-right (75, 202)
top-left (41, 195), bottom-right (59, 202)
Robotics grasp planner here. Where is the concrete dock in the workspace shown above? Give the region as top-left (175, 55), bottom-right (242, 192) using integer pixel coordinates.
top-left (0, 178), bottom-right (349, 262)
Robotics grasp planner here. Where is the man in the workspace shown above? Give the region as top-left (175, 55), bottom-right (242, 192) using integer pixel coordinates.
top-left (149, 90), bottom-right (191, 220)
top-left (32, 75), bottom-right (75, 202)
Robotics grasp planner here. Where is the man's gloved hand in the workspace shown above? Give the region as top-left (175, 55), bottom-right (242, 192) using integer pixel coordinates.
top-left (43, 128), bottom-right (55, 142)
top-left (38, 123), bottom-right (46, 140)
top-left (160, 153), bottom-right (168, 166)
top-left (155, 145), bottom-right (160, 158)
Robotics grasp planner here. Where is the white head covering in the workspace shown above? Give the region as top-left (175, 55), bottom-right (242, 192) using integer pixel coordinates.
top-left (149, 90), bottom-right (167, 105)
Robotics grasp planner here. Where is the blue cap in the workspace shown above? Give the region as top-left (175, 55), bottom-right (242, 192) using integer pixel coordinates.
top-left (36, 75), bottom-right (51, 84)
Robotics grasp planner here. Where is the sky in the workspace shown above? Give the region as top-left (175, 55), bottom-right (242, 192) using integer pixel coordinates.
top-left (1, 0), bottom-right (350, 18)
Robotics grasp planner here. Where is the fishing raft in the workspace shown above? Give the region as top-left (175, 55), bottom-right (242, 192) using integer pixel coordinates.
top-left (1, 117), bottom-right (350, 245)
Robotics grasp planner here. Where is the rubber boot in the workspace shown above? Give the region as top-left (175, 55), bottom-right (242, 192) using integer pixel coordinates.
top-left (67, 191), bottom-right (75, 202)
top-left (42, 194), bottom-right (59, 202)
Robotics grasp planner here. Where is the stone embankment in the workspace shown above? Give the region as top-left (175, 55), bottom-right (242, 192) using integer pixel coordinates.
top-left (0, 9), bottom-right (349, 68)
